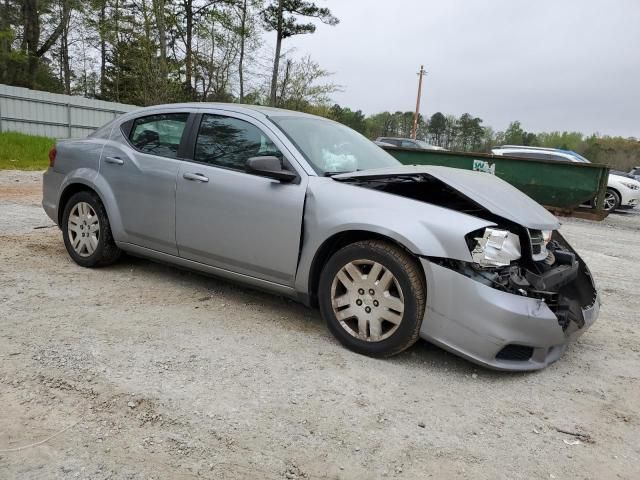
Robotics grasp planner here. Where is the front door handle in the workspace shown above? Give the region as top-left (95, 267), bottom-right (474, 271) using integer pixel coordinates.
top-left (183, 172), bottom-right (209, 183)
top-left (105, 156), bottom-right (124, 165)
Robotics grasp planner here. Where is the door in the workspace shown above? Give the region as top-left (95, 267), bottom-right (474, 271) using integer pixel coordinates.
top-left (100, 112), bottom-right (190, 255)
top-left (175, 113), bottom-right (307, 286)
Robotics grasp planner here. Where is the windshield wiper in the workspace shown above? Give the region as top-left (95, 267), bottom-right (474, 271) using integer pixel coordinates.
top-left (323, 170), bottom-right (360, 177)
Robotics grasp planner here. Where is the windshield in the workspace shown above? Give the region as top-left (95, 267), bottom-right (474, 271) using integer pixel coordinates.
top-left (269, 116), bottom-right (401, 175)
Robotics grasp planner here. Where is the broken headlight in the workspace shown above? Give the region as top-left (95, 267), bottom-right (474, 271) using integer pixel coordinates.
top-left (470, 228), bottom-right (521, 267)
top-left (530, 229), bottom-right (553, 262)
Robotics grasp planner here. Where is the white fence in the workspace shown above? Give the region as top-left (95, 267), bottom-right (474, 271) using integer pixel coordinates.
top-left (0, 84), bottom-right (137, 138)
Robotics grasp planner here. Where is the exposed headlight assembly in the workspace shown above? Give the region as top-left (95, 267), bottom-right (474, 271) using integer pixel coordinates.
top-left (471, 228), bottom-right (521, 267)
top-left (530, 229), bottom-right (553, 262)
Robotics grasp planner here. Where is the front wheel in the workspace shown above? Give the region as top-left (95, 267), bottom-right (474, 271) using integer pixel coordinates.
top-left (603, 188), bottom-right (621, 212)
top-left (61, 191), bottom-right (121, 267)
top-left (318, 240), bottom-right (426, 358)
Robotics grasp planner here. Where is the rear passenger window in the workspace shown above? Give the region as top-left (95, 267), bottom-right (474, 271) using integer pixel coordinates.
top-left (194, 114), bottom-right (281, 170)
top-left (128, 113), bottom-right (188, 159)
top-left (401, 140), bottom-right (418, 148)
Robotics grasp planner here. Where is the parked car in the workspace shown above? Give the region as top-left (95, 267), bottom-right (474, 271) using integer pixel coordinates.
top-left (492, 146), bottom-right (640, 212)
top-left (375, 137), bottom-right (447, 151)
top-left (43, 104), bottom-right (600, 371)
top-left (373, 140), bottom-right (396, 148)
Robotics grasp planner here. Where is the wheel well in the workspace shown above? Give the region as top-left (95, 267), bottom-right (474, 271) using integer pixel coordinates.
top-left (57, 184), bottom-right (97, 225)
top-left (607, 186), bottom-right (621, 198)
top-left (307, 230), bottom-right (420, 307)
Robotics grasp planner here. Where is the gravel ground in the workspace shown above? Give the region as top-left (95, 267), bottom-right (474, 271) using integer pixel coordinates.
top-left (1, 170), bottom-right (639, 480)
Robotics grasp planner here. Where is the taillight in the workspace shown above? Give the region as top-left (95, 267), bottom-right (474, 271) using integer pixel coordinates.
top-left (48, 147), bottom-right (57, 167)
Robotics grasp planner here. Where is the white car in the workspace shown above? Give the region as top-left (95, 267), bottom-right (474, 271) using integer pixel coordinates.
top-left (492, 146), bottom-right (640, 212)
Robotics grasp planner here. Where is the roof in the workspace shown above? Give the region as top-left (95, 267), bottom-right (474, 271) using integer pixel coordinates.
top-left (377, 137), bottom-right (415, 141)
top-left (124, 102), bottom-right (318, 119)
top-left (495, 145), bottom-right (567, 152)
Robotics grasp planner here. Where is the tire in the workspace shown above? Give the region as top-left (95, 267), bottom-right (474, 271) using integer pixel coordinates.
top-left (603, 188), bottom-right (621, 212)
top-left (61, 190), bottom-right (121, 267)
top-left (318, 240), bottom-right (426, 358)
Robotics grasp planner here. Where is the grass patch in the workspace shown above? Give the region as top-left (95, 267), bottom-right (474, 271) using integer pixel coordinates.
top-left (0, 131), bottom-right (55, 170)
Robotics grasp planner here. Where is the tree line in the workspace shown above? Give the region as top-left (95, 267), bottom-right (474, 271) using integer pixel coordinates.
top-left (306, 107), bottom-right (637, 171)
top-left (1, 0), bottom-right (637, 170)
top-left (0, 0), bottom-right (339, 107)
top-left (322, 109), bottom-right (639, 171)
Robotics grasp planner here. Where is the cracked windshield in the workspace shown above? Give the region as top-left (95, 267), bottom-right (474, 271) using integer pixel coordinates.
top-left (271, 116), bottom-right (400, 175)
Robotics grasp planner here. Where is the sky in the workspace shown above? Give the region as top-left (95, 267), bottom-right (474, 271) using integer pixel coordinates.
top-left (269, 0), bottom-right (640, 137)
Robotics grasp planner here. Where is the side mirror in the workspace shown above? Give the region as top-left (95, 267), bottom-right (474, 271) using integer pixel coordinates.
top-left (245, 156), bottom-right (297, 182)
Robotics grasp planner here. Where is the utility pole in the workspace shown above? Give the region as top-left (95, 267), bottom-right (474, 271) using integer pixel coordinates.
top-left (410, 65), bottom-right (427, 140)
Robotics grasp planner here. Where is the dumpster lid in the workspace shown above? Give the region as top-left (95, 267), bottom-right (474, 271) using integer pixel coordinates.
top-left (333, 165), bottom-right (560, 230)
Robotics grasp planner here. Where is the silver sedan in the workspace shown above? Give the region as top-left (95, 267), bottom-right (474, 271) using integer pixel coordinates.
top-left (42, 103), bottom-right (600, 370)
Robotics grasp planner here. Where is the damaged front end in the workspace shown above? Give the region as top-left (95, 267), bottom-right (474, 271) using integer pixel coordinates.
top-left (428, 227), bottom-right (600, 367)
top-left (435, 228), bottom-right (599, 335)
top-left (332, 167), bottom-right (600, 369)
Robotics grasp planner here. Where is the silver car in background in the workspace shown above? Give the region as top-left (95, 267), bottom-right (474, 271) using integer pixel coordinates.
top-left (375, 137), bottom-right (447, 151)
top-left (42, 104), bottom-right (600, 370)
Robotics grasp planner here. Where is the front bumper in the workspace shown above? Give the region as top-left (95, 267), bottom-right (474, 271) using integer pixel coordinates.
top-left (620, 188), bottom-right (640, 208)
top-left (418, 259), bottom-right (600, 371)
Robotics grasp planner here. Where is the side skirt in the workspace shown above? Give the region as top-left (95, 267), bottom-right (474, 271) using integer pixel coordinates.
top-left (117, 242), bottom-right (299, 299)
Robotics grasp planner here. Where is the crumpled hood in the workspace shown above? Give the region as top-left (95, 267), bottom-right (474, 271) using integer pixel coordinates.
top-left (333, 165), bottom-right (561, 231)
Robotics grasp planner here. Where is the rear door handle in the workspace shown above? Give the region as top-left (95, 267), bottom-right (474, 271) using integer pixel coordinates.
top-left (105, 156), bottom-right (124, 165)
top-left (183, 172), bottom-right (209, 183)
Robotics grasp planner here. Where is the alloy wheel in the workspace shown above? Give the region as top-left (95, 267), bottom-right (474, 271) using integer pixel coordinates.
top-left (603, 191), bottom-right (617, 211)
top-left (330, 260), bottom-right (405, 342)
top-left (67, 202), bottom-right (100, 257)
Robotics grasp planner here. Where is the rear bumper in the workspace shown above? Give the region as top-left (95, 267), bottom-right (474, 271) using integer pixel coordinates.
top-left (42, 168), bottom-right (64, 225)
top-left (418, 259), bottom-right (600, 371)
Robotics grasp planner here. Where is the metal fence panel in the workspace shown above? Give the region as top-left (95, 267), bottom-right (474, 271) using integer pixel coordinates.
top-left (0, 84), bottom-right (138, 138)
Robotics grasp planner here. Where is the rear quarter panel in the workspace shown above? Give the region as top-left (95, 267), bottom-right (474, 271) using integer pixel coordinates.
top-left (54, 138), bottom-right (105, 176)
top-left (43, 138), bottom-right (106, 225)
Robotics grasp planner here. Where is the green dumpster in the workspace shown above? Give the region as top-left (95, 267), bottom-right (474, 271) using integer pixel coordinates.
top-left (382, 147), bottom-right (610, 219)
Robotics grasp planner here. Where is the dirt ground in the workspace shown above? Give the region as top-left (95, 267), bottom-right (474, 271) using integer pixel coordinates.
top-left (1, 170), bottom-right (638, 480)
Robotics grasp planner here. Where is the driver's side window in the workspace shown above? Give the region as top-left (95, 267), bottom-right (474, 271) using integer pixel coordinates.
top-left (128, 113), bottom-right (188, 159)
top-left (194, 114), bottom-right (282, 170)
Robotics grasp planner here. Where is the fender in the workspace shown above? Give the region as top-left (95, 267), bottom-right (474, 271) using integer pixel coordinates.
top-left (294, 177), bottom-right (494, 295)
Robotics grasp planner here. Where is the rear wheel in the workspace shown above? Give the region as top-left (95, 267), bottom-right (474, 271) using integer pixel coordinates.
top-left (62, 191), bottom-right (121, 267)
top-left (318, 240), bottom-right (426, 357)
